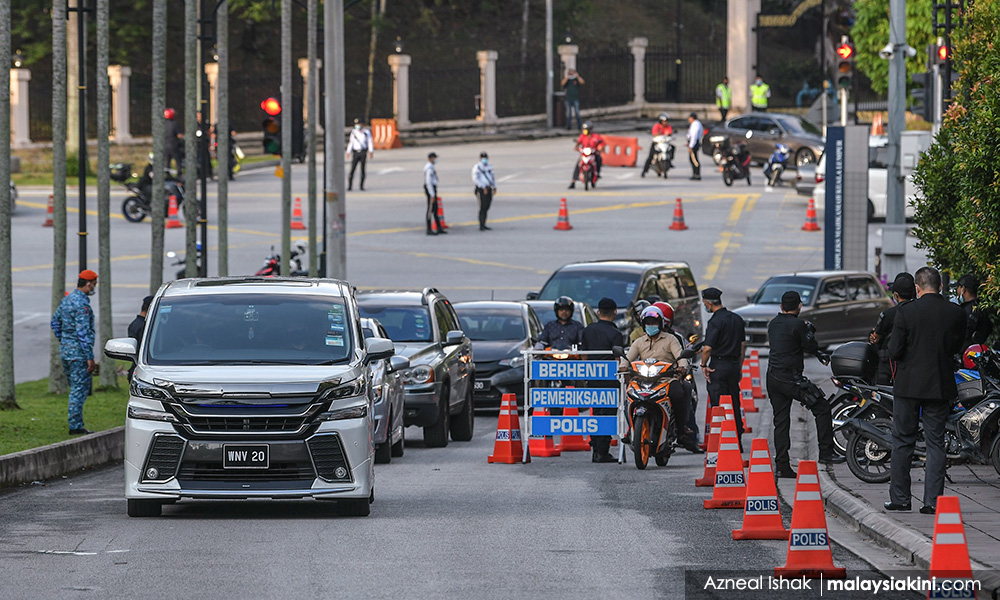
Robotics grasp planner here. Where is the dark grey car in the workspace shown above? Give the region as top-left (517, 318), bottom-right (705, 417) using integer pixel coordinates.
top-left (361, 318), bottom-right (409, 464)
top-left (357, 288), bottom-right (475, 448)
top-left (733, 271), bottom-right (893, 348)
top-left (702, 113), bottom-right (825, 167)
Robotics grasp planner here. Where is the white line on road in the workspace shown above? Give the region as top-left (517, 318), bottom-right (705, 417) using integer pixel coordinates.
top-left (497, 173), bottom-right (519, 182)
top-left (376, 167), bottom-right (404, 175)
top-left (13, 313), bottom-right (46, 326)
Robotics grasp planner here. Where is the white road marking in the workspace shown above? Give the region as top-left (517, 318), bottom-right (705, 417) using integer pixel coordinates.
top-left (13, 313), bottom-right (46, 326)
top-left (376, 167), bottom-right (404, 175)
top-left (497, 173), bottom-right (519, 183)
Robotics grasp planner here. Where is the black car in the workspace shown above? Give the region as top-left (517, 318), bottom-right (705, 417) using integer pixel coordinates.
top-left (702, 113), bottom-right (825, 167)
top-left (356, 288), bottom-right (475, 448)
top-left (453, 301), bottom-right (543, 409)
top-left (528, 260), bottom-right (703, 339)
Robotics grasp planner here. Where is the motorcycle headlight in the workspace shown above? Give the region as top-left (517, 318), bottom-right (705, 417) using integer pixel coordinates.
top-left (709, 135), bottom-right (726, 143)
top-left (402, 365), bottom-right (434, 385)
top-left (127, 404), bottom-right (178, 423)
top-left (130, 378), bottom-right (170, 400)
top-left (637, 364), bottom-right (663, 378)
top-left (499, 356), bottom-right (525, 369)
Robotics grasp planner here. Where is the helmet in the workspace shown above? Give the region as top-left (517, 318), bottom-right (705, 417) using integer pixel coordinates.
top-left (164, 108), bottom-right (176, 120)
top-left (658, 113), bottom-right (669, 122)
top-left (631, 299), bottom-right (651, 322)
top-left (582, 121), bottom-right (593, 132)
top-left (553, 296), bottom-right (575, 317)
top-left (963, 344), bottom-right (989, 370)
top-left (640, 306), bottom-right (664, 329)
top-left (652, 301), bottom-right (674, 324)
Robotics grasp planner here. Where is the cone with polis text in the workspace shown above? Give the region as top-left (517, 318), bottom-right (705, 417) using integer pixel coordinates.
top-left (669, 197), bottom-right (689, 231)
top-left (801, 197), bottom-right (821, 231)
top-left (290, 197), bottom-right (307, 230)
top-left (436, 196), bottom-right (449, 229)
top-left (750, 350), bottom-right (766, 399)
top-left (42, 195), bottom-right (54, 227)
top-left (528, 407), bottom-right (562, 457)
top-left (927, 496), bottom-right (976, 597)
top-left (733, 438), bottom-right (790, 539)
top-left (695, 406), bottom-right (725, 486)
top-left (703, 416), bottom-right (746, 509)
top-left (554, 197), bottom-right (573, 231)
top-left (740, 361), bottom-right (758, 413)
top-left (719, 395), bottom-right (750, 466)
top-left (774, 460), bottom-right (846, 579)
top-left (488, 393), bottom-right (527, 464)
top-left (558, 407), bottom-right (592, 451)
top-left (165, 195), bottom-right (183, 229)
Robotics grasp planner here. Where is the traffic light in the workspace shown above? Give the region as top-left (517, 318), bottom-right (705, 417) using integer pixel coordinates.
top-left (933, 42), bottom-right (949, 65)
top-left (261, 97), bottom-right (282, 155)
top-left (910, 72), bottom-right (935, 123)
top-left (836, 39), bottom-right (855, 89)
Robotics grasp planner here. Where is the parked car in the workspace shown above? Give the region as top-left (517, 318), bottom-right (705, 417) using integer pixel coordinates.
top-left (104, 277), bottom-right (390, 517)
top-left (702, 113), bottom-right (825, 167)
top-left (733, 271), bottom-right (893, 348)
top-left (454, 301), bottom-right (543, 409)
top-left (356, 288), bottom-right (475, 448)
top-left (812, 137), bottom-right (919, 221)
top-left (528, 260), bottom-right (703, 339)
top-left (361, 318), bottom-right (409, 464)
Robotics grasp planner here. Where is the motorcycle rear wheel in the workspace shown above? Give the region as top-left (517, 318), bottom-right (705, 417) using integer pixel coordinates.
top-left (632, 415), bottom-right (651, 470)
top-left (768, 168), bottom-right (782, 187)
top-left (122, 197), bottom-right (147, 223)
top-left (989, 431), bottom-right (1000, 477)
top-left (846, 417), bottom-right (893, 484)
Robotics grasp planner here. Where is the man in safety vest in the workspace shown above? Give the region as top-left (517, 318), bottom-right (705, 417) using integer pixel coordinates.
top-left (750, 75), bottom-right (771, 112)
top-left (715, 76), bottom-right (732, 122)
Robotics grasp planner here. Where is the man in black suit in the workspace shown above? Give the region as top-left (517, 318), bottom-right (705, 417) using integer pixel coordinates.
top-left (581, 297), bottom-right (625, 463)
top-left (884, 267), bottom-right (967, 514)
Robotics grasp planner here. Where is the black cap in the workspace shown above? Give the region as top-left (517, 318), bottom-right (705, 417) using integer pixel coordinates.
top-left (141, 295), bottom-right (154, 311)
top-left (957, 274), bottom-right (980, 290)
top-left (427, 152), bottom-right (437, 159)
top-left (480, 151), bottom-right (488, 158)
top-left (689, 112), bottom-right (698, 119)
top-left (702, 287), bottom-right (722, 301)
top-left (780, 291), bottom-right (801, 311)
top-left (889, 272), bottom-right (916, 298)
top-left (597, 297), bottom-right (617, 312)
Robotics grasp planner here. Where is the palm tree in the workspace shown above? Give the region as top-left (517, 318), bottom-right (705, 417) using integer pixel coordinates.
top-left (95, 0), bottom-right (116, 388)
top-left (0, 0), bottom-right (17, 409)
top-left (217, 0), bottom-right (229, 276)
top-left (49, 0), bottom-right (69, 395)
top-left (149, 0), bottom-right (167, 292)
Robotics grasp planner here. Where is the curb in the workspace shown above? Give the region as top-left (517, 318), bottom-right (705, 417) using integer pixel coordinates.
top-left (0, 427), bottom-right (124, 489)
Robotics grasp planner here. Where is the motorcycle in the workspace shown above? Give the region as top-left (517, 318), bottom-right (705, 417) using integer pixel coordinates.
top-left (212, 129), bottom-right (244, 179)
top-left (613, 342), bottom-right (701, 469)
top-left (112, 158), bottom-right (185, 223)
top-left (166, 245), bottom-right (202, 280)
top-left (650, 134), bottom-right (675, 179)
top-left (763, 143), bottom-right (792, 187)
top-left (255, 242), bottom-right (309, 277)
top-left (842, 347), bottom-right (1000, 483)
top-left (576, 147), bottom-right (599, 190)
top-left (721, 131), bottom-right (753, 187)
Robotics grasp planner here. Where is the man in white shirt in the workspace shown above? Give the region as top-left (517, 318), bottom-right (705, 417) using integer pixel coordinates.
top-left (471, 152), bottom-right (497, 231)
top-left (346, 118), bottom-right (374, 191)
top-left (423, 152), bottom-right (446, 236)
top-left (686, 113), bottom-right (704, 181)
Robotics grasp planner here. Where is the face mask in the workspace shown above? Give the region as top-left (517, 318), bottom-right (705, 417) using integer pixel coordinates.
top-left (354, 125), bottom-right (361, 130)
top-left (644, 325), bottom-right (660, 337)
top-left (86, 287), bottom-right (96, 296)
top-left (481, 158), bottom-right (488, 165)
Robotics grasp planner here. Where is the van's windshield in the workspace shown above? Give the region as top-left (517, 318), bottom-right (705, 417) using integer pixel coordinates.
top-left (145, 294), bottom-right (354, 366)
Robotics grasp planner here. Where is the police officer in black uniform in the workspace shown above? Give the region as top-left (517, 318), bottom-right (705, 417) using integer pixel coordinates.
top-left (699, 287), bottom-right (746, 446)
top-left (581, 297), bottom-right (625, 463)
top-left (766, 290), bottom-right (844, 478)
top-left (869, 273), bottom-right (915, 385)
top-left (956, 274), bottom-right (994, 349)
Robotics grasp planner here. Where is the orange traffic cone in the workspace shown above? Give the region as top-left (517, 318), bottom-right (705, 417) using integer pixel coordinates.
top-left (696, 407), bottom-right (725, 487)
top-left (488, 393), bottom-right (527, 464)
top-left (700, 397), bottom-right (712, 450)
top-left (165, 195), bottom-right (183, 229)
top-left (554, 197), bottom-right (573, 231)
top-left (669, 197), bottom-right (689, 231)
top-left (528, 408), bottom-right (562, 457)
top-left (750, 350), bottom-right (766, 400)
top-left (928, 496), bottom-right (977, 595)
top-left (802, 198), bottom-right (821, 231)
top-left (720, 393), bottom-right (752, 436)
top-left (703, 417), bottom-right (746, 509)
top-left (558, 407), bottom-right (592, 451)
top-left (42, 195), bottom-right (54, 227)
top-left (774, 460), bottom-right (846, 579)
top-left (290, 197), bottom-right (306, 230)
top-left (741, 361), bottom-right (758, 413)
top-left (733, 438), bottom-right (790, 540)
top-left (436, 196), bottom-right (449, 229)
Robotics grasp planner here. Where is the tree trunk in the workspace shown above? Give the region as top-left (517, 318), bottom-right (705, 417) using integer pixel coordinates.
top-left (363, 0), bottom-right (386, 123)
top-left (149, 0), bottom-right (167, 292)
top-left (95, 0), bottom-right (116, 388)
top-left (307, 0), bottom-right (317, 276)
top-left (216, 0), bottom-right (229, 276)
top-left (0, 0), bottom-right (17, 409)
top-left (280, 0), bottom-right (291, 275)
top-left (183, 0), bottom-right (198, 277)
top-left (66, 0), bottom-right (79, 158)
top-left (50, 0), bottom-right (69, 395)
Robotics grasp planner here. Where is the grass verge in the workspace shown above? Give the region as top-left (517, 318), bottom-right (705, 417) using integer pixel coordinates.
top-left (0, 377), bottom-right (128, 456)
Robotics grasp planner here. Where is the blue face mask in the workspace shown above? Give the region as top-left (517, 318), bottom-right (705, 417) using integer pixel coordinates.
top-left (645, 325), bottom-right (660, 337)
top-left (481, 158), bottom-right (488, 165)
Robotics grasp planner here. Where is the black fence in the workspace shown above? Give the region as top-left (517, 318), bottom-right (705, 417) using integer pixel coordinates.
top-left (409, 65), bottom-right (480, 123)
top-left (573, 46), bottom-right (634, 108)
top-left (496, 59), bottom-right (547, 117)
top-left (645, 48), bottom-right (726, 104)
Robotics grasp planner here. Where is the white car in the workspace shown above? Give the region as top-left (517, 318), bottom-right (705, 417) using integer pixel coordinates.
top-left (812, 137), bottom-right (919, 221)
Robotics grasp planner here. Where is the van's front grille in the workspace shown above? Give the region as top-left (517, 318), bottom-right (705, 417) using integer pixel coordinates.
top-left (307, 435), bottom-right (352, 482)
top-left (166, 400), bottom-right (328, 439)
top-left (141, 435), bottom-right (185, 482)
top-left (177, 462), bottom-right (316, 481)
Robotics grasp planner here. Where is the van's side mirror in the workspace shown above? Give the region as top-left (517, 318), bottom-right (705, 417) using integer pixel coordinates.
top-left (526, 292), bottom-right (539, 300)
top-left (364, 337), bottom-right (395, 363)
top-left (105, 338), bottom-right (138, 362)
top-left (444, 330), bottom-right (466, 346)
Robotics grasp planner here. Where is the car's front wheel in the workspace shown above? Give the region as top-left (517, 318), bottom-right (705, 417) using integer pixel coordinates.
top-left (450, 384), bottom-right (475, 442)
top-left (423, 387), bottom-right (450, 448)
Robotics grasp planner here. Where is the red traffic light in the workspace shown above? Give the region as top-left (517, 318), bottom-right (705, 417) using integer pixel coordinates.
top-left (836, 43), bottom-right (854, 60)
top-left (260, 97), bottom-right (281, 116)
top-left (937, 45), bottom-right (949, 62)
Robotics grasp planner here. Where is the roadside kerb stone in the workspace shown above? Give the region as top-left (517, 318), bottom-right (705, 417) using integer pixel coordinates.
top-left (0, 427), bottom-right (124, 488)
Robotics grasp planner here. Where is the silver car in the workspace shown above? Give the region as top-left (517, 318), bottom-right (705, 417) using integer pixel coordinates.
top-left (105, 277), bottom-right (392, 518)
top-left (361, 317), bottom-right (409, 464)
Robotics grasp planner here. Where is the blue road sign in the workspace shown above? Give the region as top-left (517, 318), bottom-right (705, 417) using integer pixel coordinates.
top-left (531, 415), bottom-right (617, 436)
top-left (529, 387), bottom-right (618, 408)
top-left (530, 360), bottom-right (618, 380)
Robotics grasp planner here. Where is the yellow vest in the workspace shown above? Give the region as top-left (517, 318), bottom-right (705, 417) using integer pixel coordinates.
top-left (716, 84), bottom-right (732, 108)
top-left (751, 82), bottom-right (770, 108)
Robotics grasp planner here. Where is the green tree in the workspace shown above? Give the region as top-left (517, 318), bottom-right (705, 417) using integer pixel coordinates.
top-left (912, 1), bottom-right (1000, 307)
top-left (851, 0), bottom-right (934, 95)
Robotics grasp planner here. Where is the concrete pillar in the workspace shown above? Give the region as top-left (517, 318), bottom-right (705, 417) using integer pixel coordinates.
top-left (298, 57), bottom-right (324, 134)
top-left (727, 0), bottom-right (760, 114)
top-left (9, 68), bottom-right (31, 148)
top-left (557, 44), bottom-right (578, 75)
top-left (476, 50), bottom-right (498, 123)
top-left (387, 53), bottom-right (411, 128)
top-left (204, 62), bottom-right (219, 126)
top-left (629, 37), bottom-right (648, 106)
top-left (107, 65), bottom-right (133, 143)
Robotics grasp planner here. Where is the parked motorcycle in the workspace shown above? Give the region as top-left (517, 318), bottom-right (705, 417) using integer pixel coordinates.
top-left (166, 244), bottom-right (201, 280)
top-left (650, 134), bottom-right (675, 179)
top-left (112, 158), bottom-right (185, 223)
top-left (576, 147), bottom-right (599, 190)
top-left (763, 143), bottom-right (792, 187)
top-left (255, 242), bottom-right (309, 277)
top-left (721, 131), bottom-right (753, 187)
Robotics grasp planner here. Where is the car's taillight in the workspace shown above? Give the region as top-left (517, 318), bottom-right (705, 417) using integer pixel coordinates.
top-left (815, 174), bottom-right (824, 184)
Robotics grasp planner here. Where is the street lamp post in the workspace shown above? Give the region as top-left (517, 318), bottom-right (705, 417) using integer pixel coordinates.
top-left (68, 0), bottom-right (93, 270)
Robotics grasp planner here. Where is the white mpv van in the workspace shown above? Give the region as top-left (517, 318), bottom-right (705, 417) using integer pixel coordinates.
top-left (105, 278), bottom-right (393, 517)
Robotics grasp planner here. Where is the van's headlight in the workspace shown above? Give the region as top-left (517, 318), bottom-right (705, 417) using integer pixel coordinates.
top-left (323, 378), bottom-right (366, 401)
top-left (402, 365), bottom-right (434, 385)
top-left (317, 404), bottom-right (368, 421)
top-left (499, 356), bottom-right (525, 369)
top-left (130, 378), bottom-right (170, 400)
top-left (127, 404), bottom-right (178, 423)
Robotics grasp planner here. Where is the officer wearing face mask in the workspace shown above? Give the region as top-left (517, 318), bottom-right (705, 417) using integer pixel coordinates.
top-left (50, 270), bottom-right (99, 435)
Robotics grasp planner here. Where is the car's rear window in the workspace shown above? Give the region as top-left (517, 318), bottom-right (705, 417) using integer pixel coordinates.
top-left (145, 294), bottom-right (353, 366)
top-left (538, 269), bottom-right (639, 308)
top-left (455, 307), bottom-right (526, 341)
top-left (751, 277), bottom-right (818, 305)
top-left (357, 304), bottom-right (433, 342)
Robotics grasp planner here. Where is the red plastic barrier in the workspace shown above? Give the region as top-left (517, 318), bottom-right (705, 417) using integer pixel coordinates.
top-left (371, 118), bottom-right (403, 150)
top-left (600, 135), bottom-right (640, 167)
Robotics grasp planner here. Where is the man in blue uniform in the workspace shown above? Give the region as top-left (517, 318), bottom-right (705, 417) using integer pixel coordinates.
top-left (51, 270), bottom-right (99, 435)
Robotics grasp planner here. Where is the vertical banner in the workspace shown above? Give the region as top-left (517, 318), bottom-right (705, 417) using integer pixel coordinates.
top-left (824, 126), bottom-right (868, 271)
top-left (824, 127), bottom-right (845, 270)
